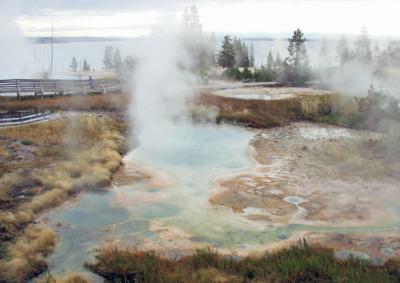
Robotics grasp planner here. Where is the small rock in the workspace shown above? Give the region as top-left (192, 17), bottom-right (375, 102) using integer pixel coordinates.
top-left (380, 247), bottom-right (395, 257)
top-left (334, 250), bottom-right (370, 261)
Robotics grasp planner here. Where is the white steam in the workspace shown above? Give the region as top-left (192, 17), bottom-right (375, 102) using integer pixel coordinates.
top-left (129, 29), bottom-right (199, 149)
top-left (0, 0), bottom-right (31, 79)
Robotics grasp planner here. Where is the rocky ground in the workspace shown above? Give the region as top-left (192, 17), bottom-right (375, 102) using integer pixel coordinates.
top-left (211, 122), bottom-right (400, 260)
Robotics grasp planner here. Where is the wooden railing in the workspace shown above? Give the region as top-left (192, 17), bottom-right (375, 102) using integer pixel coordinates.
top-left (0, 79), bottom-right (122, 99)
top-left (0, 110), bottom-right (53, 127)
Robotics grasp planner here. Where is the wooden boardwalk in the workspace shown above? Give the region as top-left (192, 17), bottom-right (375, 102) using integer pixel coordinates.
top-left (0, 79), bottom-right (122, 99)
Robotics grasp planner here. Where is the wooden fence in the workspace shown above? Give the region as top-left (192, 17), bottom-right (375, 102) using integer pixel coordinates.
top-left (0, 79), bottom-right (122, 99)
top-left (0, 110), bottom-right (53, 127)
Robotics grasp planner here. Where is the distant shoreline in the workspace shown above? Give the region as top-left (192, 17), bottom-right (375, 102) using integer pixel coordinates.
top-left (27, 36), bottom-right (133, 44)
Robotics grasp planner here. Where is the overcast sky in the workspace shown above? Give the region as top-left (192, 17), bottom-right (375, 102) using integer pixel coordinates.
top-left (14, 0), bottom-right (400, 37)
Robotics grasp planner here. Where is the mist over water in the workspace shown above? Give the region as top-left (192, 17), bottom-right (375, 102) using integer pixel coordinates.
top-left (0, 0), bottom-right (32, 79)
top-left (129, 29), bottom-right (199, 150)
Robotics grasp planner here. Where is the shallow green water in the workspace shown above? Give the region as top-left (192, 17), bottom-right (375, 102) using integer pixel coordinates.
top-left (44, 123), bottom-right (400, 276)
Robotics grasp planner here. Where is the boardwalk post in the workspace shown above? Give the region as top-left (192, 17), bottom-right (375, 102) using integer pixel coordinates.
top-left (16, 80), bottom-right (21, 101)
top-left (102, 84), bottom-right (107, 94)
top-left (40, 80), bottom-right (44, 99)
top-left (81, 80), bottom-right (87, 95)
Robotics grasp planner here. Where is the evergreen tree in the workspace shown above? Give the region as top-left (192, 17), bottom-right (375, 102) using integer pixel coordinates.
top-left (114, 48), bottom-right (122, 70)
top-left (218, 35), bottom-right (235, 68)
top-left (373, 43), bottom-right (381, 63)
top-left (232, 38), bottom-right (250, 68)
top-left (286, 28), bottom-right (309, 85)
top-left (355, 26), bottom-right (372, 64)
top-left (82, 59), bottom-right (90, 71)
top-left (267, 51), bottom-right (274, 70)
top-left (336, 35), bottom-right (351, 66)
top-left (70, 57), bottom-right (78, 72)
top-left (183, 5), bottom-right (202, 32)
top-left (274, 52), bottom-right (283, 72)
top-left (233, 37), bottom-right (243, 68)
top-left (181, 4), bottom-right (214, 75)
top-left (103, 46), bottom-right (114, 69)
top-left (250, 42), bottom-right (255, 67)
top-left (118, 55), bottom-right (136, 81)
top-left (241, 42), bottom-right (250, 68)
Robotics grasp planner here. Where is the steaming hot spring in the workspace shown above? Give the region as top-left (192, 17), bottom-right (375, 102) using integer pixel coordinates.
top-left (40, 119), bottom-right (400, 275)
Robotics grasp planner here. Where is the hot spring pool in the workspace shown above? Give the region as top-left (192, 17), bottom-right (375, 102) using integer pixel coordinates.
top-left (42, 123), bottom-right (400, 276)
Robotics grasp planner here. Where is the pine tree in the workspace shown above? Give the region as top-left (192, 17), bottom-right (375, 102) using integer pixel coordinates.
top-left (286, 28), bottom-right (309, 85)
top-left (233, 37), bottom-right (243, 68)
top-left (355, 26), bottom-right (372, 64)
top-left (250, 42), bottom-right (255, 67)
top-left (103, 46), bottom-right (114, 69)
top-left (267, 51), bottom-right (274, 70)
top-left (274, 52), bottom-right (283, 72)
top-left (82, 59), bottom-right (90, 71)
top-left (241, 42), bottom-right (250, 68)
top-left (114, 48), bottom-right (122, 70)
top-left (336, 35), bottom-right (350, 66)
top-left (70, 57), bottom-right (78, 72)
top-left (218, 36), bottom-right (235, 69)
top-left (373, 43), bottom-right (380, 63)
top-left (181, 4), bottom-right (213, 75)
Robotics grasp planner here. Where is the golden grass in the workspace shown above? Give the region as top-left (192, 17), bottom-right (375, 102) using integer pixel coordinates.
top-left (0, 93), bottom-right (130, 112)
top-left (197, 92), bottom-right (331, 128)
top-left (0, 120), bottom-right (67, 145)
top-left (0, 114), bottom-right (126, 282)
top-left (36, 273), bottom-right (90, 283)
top-left (0, 225), bottom-right (56, 282)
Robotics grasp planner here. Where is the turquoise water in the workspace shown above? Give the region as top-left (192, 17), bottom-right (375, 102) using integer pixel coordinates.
top-left (45, 124), bottom-right (259, 275)
top-left (43, 123), bottom-right (400, 276)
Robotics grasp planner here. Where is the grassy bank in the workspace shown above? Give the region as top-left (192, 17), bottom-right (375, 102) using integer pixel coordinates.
top-left (197, 90), bottom-right (400, 132)
top-left (197, 92), bottom-right (334, 128)
top-left (0, 93), bottom-right (130, 112)
top-left (0, 114), bottom-right (126, 282)
top-left (85, 240), bottom-right (400, 283)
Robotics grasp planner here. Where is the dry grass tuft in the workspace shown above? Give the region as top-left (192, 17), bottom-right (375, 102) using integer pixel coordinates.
top-left (36, 273), bottom-right (90, 283)
top-left (0, 225), bottom-right (56, 282)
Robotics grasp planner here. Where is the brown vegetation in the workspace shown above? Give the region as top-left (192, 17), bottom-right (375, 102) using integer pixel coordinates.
top-left (86, 240), bottom-right (400, 282)
top-left (37, 273), bottom-right (90, 283)
top-left (197, 92), bottom-right (334, 128)
top-left (0, 114), bottom-right (126, 282)
top-left (0, 225), bottom-right (56, 282)
top-left (0, 93), bottom-right (130, 112)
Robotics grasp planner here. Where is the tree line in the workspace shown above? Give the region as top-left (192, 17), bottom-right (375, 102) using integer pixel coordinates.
top-left (218, 26), bottom-right (400, 86)
top-left (218, 28), bottom-right (310, 85)
top-left (334, 26), bottom-right (400, 78)
top-left (217, 36), bottom-right (254, 69)
top-left (70, 57), bottom-right (91, 72)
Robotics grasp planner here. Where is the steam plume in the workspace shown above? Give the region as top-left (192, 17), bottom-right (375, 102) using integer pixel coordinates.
top-left (0, 0), bottom-right (31, 79)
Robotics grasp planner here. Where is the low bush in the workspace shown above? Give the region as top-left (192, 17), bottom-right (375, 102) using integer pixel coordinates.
top-left (87, 240), bottom-right (400, 283)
